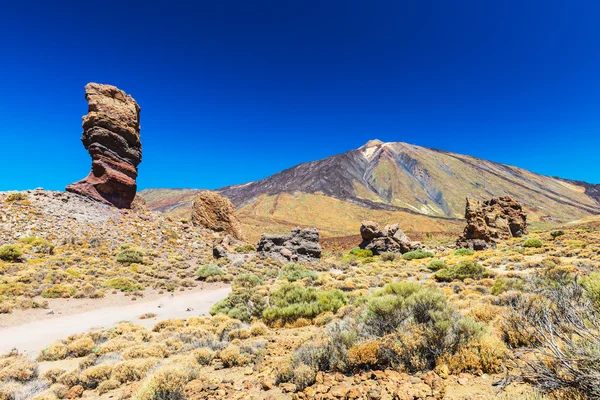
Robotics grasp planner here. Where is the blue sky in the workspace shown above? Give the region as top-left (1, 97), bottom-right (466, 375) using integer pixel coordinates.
top-left (1, 0), bottom-right (599, 191)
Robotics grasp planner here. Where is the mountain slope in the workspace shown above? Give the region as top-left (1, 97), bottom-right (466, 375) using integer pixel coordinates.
top-left (140, 140), bottom-right (600, 240)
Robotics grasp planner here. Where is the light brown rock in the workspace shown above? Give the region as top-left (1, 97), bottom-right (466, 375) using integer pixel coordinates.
top-left (191, 191), bottom-right (243, 239)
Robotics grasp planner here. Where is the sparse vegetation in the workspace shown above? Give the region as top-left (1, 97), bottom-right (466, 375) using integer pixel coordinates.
top-left (116, 246), bottom-right (145, 264)
top-left (195, 264), bottom-right (224, 280)
top-left (402, 250), bottom-right (434, 260)
top-left (433, 261), bottom-right (494, 282)
top-left (0, 245), bottom-right (22, 262)
top-left (523, 238), bottom-right (543, 248)
top-left (278, 263), bottom-right (317, 282)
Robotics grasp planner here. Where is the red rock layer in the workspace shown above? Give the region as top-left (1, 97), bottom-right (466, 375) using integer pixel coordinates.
top-left (67, 83), bottom-right (141, 208)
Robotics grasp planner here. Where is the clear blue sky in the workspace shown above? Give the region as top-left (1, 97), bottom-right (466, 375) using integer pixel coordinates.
top-left (1, 0), bottom-right (599, 191)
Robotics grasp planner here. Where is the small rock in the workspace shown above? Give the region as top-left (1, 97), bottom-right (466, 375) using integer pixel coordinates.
top-left (65, 385), bottom-right (84, 399)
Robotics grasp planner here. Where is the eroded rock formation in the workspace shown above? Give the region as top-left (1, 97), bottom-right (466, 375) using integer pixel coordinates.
top-left (457, 196), bottom-right (528, 250)
top-left (359, 221), bottom-right (422, 255)
top-left (66, 83), bottom-right (142, 208)
top-left (191, 191), bottom-right (243, 239)
top-left (257, 227), bottom-right (321, 262)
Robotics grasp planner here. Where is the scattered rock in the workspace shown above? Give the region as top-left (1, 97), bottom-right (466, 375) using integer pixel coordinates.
top-left (457, 196), bottom-right (528, 250)
top-left (359, 221), bottom-right (422, 255)
top-left (213, 245), bottom-right (228, 259)
top-left (191, 191), bottom-right (243, 239)
top-left (66, 83), bottom-right (142, 209)
top-left (257, 227), bottom-right (321, 262)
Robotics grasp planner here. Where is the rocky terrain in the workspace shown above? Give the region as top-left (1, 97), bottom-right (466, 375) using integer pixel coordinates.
top-left (67, 83), bottom-right (142, 209)
top-left (141, 140), bottom-right (600, 240)
top-left (191, 191), bottom-right (243, 240)
top-left (2, 188), bottom-right (600, 400)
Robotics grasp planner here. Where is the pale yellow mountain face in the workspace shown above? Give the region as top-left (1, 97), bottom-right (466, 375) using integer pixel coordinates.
top-left (140, 141), bottom-right (600, 241)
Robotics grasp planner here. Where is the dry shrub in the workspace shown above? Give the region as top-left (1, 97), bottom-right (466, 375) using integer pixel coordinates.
top-left (39, 369), bottom-right (66, 385)
top-left (56, 371), bottom-right (79, 387)
top-left (122, 344), bottom-right (168, 360)
top-left (0, 382), bottom-right (23, 400)
top-left (97, 337), bottom-right (133, 355)
top-left (152, 319), bottom-right (185, 333)
top-left (438, 335), bottom-right (508, 374)
top-left (112, 358), bottom-right (160, 383)
top-left (66, 337), bottom-right (95, 357)
top-left (227, 328), bottom-right (251, 341)
top-left (249, 322), bottom-right (268, 336)
top-left (193, 348), bottom-right (215, 366)
top-left (98, 379), bottom-right (120, 395)
top-left (37, 342), bottom-right (68, 361)
top-left (79, 364), bottom-right (112, 389)
top-left (347, 341), bottom-right (380, 368)
top-left (133, 364), bottom-right (198, 400)
top-left (219, 345), bottom-right (249, 368)
top-left (0, 353), bottom-right (38, 382)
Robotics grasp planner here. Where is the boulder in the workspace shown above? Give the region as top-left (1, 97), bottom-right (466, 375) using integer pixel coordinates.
top-left (67, 83), bottom-right (142, 208)
top-left (457, 196), bottom-right (528, 250)
top-left (213, 245), bottom-right (228, 259)
top-left (359, 221), bottom-right (421, 255)
top-left (191, 191), bottom-right (243, 239)
top-left (257, 227), bottom-right (321, 262)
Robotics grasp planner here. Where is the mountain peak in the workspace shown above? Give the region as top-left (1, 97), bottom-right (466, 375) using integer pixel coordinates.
top-left (360, 139), bottom-right (384, 149)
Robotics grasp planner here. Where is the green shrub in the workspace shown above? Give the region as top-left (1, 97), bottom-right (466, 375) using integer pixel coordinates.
top-left (380, 252), bottom-right (396, 262)
top-left (6, 192), bottom-right (27, 202)
top-left (523, 238), bottom-right (543, 248)
top-left (433, 261), bottom-right (493, 282)
top-left (402, 250), bottom-right (434, 260)
top-left (0, 245), bottom-right (22, 262)
top-left (116, 246), bottom-right (145, 264)
top-left (263, 284), bottom-right (348, 325)
top-left (349, 248), bottom-right (373, 258)
top-left (42, 285), bottom-right (76, 298)
top-left (491, 278), bottom-right (525, 296)
top-left (195, 264), bottom-right (224, 280)
top-left (210, 273), bottom-right (265, 322)
top-left (19, 237), bottom-right (54, 254)
top-left (103, 277), bottom-right (144, 292)
top-left (427, 260), bottom-right (448, 271)
top-left (454, 248), bottom-right (474, 256)
top-left (279, 263), bottom-right (317, 282)
top-left (234, 244), bottom-right (256, 253)
top-left (550, 230), bottom-right (565, 239)
top-left (580, 272), bottom-right (600, 305)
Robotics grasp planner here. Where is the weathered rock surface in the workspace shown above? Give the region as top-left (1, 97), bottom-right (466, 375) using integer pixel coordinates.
top-left (359, 221), bottom-right (422, 255)
top-left (457, 196), bottom-right (528, 250)
top-left (66, 83), bottom-right (142, 208)
top-left (257, 227), bottom-right (321, 262)
top-left (191, 191), bottom-right (243, 239)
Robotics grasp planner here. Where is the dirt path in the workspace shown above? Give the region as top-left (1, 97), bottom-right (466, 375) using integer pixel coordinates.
top-left (0, 286), bottom-right (231, 357)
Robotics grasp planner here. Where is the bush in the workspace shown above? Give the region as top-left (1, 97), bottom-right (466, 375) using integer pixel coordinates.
top-left (219, 345), bottom-right (249, 367)
top-left (263, 284), bottom-right (348, 325)
top-left (19, 237), bottom-right (54, 254)
top-left (349, 248), bottom-right (373, 258)
top-left (41, 285), bottom-right (76, 299)
top-left (210, 273), bottom-right (266, 322)
top-left (133, 364), bottom-right (197, 400)
top-left (523, 238), bottom-right (543, 248)
top-left (491, 277), bottom-right (525, 296)
top-left (194, 348), bottom-right (215, 366)
top-left (103, 277), bottom-right (144, 292)
top-left (116, 247), bottom-right (145, 264)
top-left (550, 230), bottom-right (565, 239)
top-left (195, 264), bottom-right (224, 280)
top-left (234, 244), bottom-right (256, 253)
top-left (427, 260), bottom-right (447, 271)
top-left (0, 245), bottom-right (22, 262)
top-left (507, 282), bottom-right (600, 398)
top-left (433, 261), bottom-right (493, 282)
top-left (278, 263), bottom-right (317, 282)
top-left (6, 192), bottom-right (27, 202)
top-left (80, 365), bottom-right (112, 389)
top-left (380, 252), bottom-right (396, 262)
top-left (0, 353), bottom-right (38, 382)
top-left (402, 250), bottom-right (434, 260)
top-left (580, 272), bottom-right (600, 305)
top-left (454, 248), bottom-right (474, 256)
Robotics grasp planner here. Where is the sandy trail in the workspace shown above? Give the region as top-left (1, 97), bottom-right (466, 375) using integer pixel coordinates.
top-left (0, 286), bottom-right (231, 357)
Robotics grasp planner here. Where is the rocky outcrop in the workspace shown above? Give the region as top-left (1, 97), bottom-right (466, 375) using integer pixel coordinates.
top-left (191, 191), bottom-right (243, 239)
top-left (457, 196), bottom-right (528, 250)
top-left (67, 83), bottom-right (142, 208)
top-left (359, 221), bottom-right (422, 255)
top-left (257, 227), bottom-right (321, 262)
